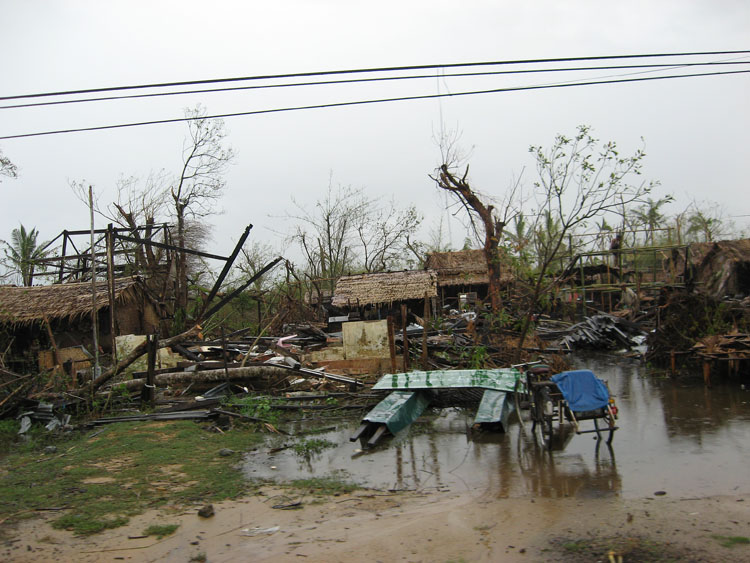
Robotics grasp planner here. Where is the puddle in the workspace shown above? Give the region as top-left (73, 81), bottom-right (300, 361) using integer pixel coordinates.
top-left (242, 354), bottom-right (750, 500)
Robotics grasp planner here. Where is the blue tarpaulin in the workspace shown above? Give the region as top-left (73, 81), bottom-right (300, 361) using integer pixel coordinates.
top-left (550, 370), bottom-right (610, 412)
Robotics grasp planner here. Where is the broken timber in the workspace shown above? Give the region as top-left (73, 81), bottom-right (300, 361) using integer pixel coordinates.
top-left (351, 368), bottom-right (524, 446)
top-left (114, 364), bottom-right (360, 392)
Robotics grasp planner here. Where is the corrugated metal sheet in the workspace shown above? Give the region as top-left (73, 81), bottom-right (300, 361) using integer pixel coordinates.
top-left (373, 368), bottom-right (522, 392)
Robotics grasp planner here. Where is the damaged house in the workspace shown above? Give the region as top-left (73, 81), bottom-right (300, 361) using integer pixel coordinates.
top-left (676, 239), bottom-right (750, 299)
top-left (0, 277), bottom-right (162, 374)
top-left (425, 249), bottom-right (514, 311)
top-left (331, 269), bottom-right (438, 321)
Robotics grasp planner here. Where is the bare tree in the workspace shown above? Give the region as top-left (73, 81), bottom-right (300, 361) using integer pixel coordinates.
top-left (171, 106), bottom-right (234, 312)
top-left (289, 182), bottom-right (368, 288)
top-left (356, 199), bottom-right (422, 273)
top-left (0, 148), bottom-right (17, 182)
top-left (516, 125), bottom-right (656, 355)
top-left (433, 164), bottom-right (513, 312)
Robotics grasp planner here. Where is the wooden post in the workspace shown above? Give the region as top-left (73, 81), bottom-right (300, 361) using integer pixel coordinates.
top-left (702, 359), bottom-right (712, 387)
top-left (670, 351), bottom-right (676, 377)
top-left (58, 231), bottom-right (68, 283)
top-left (221, 326), bottom-right (231, 381)
top-left (142, 333), bottom-right (157, 405)
top-left (106, 223), bottom-right (117, 363)
top-left (421, 292), bottom-right (430, 370)
top-left (42, 315), bottom-right (65, 386)
top-left (89, 186), bottom-right (100, 380)
top-left (387, 316), bottom-right (397, 373)
top-left (401, 303), bottom-right (409, 371)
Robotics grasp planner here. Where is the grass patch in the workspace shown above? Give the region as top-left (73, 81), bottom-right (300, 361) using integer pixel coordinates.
top-left (224, 395), bottom-right (284, 424)
top-left (0, 420), bottom-right (263, 535)
top-left (292, 438), bottom-right (336, 457)
top-left (144, 523), bottom-right (179, 539)
top-left (551, 534), bottom-right (692, 562)
top-left (0, 419), bottom-right (20, 454)
top-left (289, 476), bottom-right (359, 496)
top-left (562, 540), bottom-right (590, 552)
top-left (713, 535), bottom-right (750, 548)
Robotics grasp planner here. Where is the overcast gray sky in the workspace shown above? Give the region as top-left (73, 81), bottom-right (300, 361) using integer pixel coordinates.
top-left (2, 1), bottom-right (749, 264)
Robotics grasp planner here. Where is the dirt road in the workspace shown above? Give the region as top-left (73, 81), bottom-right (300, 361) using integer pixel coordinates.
top-left (3, 487), bottom-right (749, 562)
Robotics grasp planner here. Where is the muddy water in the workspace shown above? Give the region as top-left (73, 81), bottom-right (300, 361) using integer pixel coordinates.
top-left (242, 354), bottom-right (750, 499)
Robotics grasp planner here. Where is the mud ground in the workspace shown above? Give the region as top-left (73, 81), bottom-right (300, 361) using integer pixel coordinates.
top-left (2, 487), bottom-right (749, 562)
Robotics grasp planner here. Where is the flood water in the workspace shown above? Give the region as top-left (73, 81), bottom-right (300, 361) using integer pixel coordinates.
top-left (242, 354), bottom-right (750, 499)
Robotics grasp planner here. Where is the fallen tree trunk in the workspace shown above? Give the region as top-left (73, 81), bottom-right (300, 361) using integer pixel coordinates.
top-left (88, 325), bottom-right (202, 393)
top-left (30, 325), bottom-right (204, 401)
top-left (113, 365), bottom-right (293, 392)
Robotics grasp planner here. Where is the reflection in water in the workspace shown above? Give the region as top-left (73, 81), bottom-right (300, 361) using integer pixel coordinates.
top-left (516, 428), bottom-right (620, 498)
top-left (242, 354), bottom-right (750, 499)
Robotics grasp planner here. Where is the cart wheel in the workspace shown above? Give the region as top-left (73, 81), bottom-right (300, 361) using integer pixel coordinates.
top-left (537, 387), bottom-right (554, 449)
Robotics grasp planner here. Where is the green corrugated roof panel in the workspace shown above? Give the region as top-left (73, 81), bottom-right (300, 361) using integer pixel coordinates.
top-left (363, 390), bottom-right (432, 435)
top-left (473, 389), bottom-right (514, 430)
top-left (372, 368), bottom-right (523, 392)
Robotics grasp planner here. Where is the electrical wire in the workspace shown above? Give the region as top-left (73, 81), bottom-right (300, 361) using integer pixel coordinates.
top-left (2, 61), bottom-right (748, 111)
top-left (1, 67), bottom-right (748, 141)
top-left (2, 49), bottom-right (749, 102)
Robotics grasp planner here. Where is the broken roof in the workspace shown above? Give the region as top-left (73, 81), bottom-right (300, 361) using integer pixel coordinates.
top-left (0, 277), bottom-right (141, 325)
top-left (424, 249), bottom-right (513, 287)
top-left (685, 239), bottom-right (750, 298)
top-left (331, 270), bottom-right (437, 307)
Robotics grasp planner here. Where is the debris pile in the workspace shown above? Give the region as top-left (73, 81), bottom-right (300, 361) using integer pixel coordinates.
top-left (692, 333), bottom-right (750, 362)
top-left (554, 314), bottom-right (646, 351)
top-left (646, 291), bottom-right (750, 367)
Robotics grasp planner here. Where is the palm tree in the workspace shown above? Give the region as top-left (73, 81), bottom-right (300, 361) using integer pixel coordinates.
top-left (630, 196), bottom-right (673, 246)
top-left (687, 210), bottom-right (722, 242)
top-left (2, 225), bottom-right (50, 286)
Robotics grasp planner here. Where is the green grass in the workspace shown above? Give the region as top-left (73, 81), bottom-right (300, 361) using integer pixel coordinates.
top-left (553, 535), bottom-right (690, 562)
top-left (0, 420), bottom-right (264, 535)
top-left (562, 540), bottom-right (590, 552)
top-left (713, 535), bottom-right (750, 548)
top-left (292, 438), bottom-right (336, 457)
top-left (144, 523), bottom-right (179, 539)
top-left (289, 476), bottom-right (359, 496)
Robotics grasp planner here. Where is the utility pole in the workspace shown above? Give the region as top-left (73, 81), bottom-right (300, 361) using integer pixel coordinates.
top-left (89, 186), bottom-right (100, 379)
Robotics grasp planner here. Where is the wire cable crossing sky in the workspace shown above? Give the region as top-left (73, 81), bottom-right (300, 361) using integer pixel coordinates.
top-left (2, 52), bottom-right (749, 140)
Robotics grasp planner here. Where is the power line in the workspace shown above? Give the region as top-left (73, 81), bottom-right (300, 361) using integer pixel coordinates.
top-left (2, 67), bottom-right (747, 141)
top-left (2, 60), bottom-right (747, 111)
top-left (2, 49), bottom-right (749, 102)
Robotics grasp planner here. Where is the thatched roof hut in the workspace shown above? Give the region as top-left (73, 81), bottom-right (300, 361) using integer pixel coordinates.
top-left (331, 270), bottom-right (437, 307)
top-left (0, 277), bottom-right (144, 326)
top-left (424, 249), bottom-right (513, 287)
top-left (680, 239), bottom-right (750, 298)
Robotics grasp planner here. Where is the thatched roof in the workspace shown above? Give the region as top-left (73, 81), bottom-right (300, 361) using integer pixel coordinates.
top-left (332, 270), bottom-right (437, 307)
top-left (684, 239), bottom-right (750, 298)
top-left (0, 277), bottom-right (140, 325)
top-left (687, 239), bottom-right (750, 266)
top-left (424, 249), bottom-right (513, 287)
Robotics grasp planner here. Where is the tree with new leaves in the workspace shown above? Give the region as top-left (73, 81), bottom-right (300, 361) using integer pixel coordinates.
top-left (2, 225), bottom-right (50, 286)
top-left (516, 125), bottom-right (656, 356)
